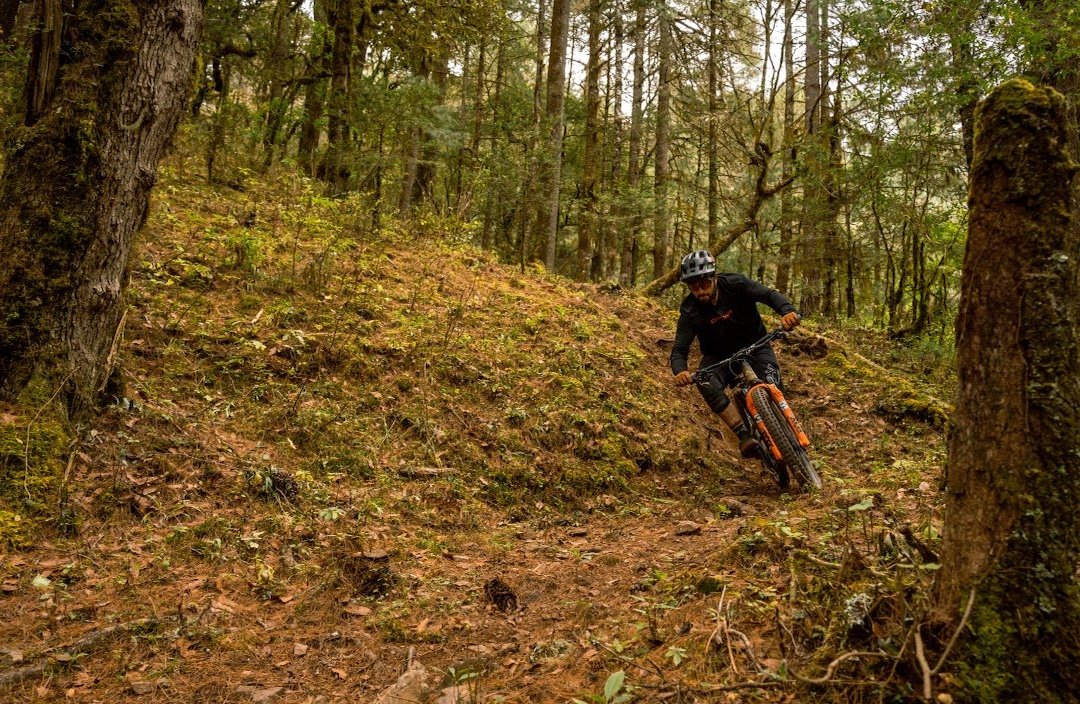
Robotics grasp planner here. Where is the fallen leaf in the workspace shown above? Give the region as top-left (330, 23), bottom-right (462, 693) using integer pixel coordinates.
top-left (128, 681), bottom-right (153, 695)
top-left (182, 578), bottom-right (205, 592)
top-left (674, 521), bottom-right (702, 536)
top-left (236, 685), bottom-right (283, 702)
top-left (342, 604), bottom-right (371, 617)
top-left (211, 598), bottom-right (237, 614)
top-left (332, 667), bottom-right (348, 680)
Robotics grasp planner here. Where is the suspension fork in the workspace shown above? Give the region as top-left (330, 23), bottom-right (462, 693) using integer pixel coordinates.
top-left (742, 386), bottom-right (783, 461)
top-left (764, 384), bottom-right (811, 448)
top-left (744, 380), bottom-right (811, 450)
top-left (737, 363), bottom-right (784, 461)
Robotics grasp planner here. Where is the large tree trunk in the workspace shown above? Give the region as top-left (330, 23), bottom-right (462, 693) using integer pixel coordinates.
top-left (934, 79), bottom-right (1080, 701)
top-left (0, 0), bottom-right (203, 417)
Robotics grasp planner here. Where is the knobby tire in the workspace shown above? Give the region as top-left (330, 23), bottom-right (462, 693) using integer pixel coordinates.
top-left (749, 387), bottom-right (822, 492)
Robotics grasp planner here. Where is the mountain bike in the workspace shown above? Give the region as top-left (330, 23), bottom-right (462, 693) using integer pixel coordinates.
top-left (692, 330), bottom-right (822, 492)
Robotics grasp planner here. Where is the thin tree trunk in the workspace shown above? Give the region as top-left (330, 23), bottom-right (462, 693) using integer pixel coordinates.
top-left (642, 143), bottom-right (792, 295)
top-left (0, 0), bottom-right (19, 40)
top-left (604, 1), bottom-right (623, 281)
top-left (707, 0), bottom-right (719, 251)
top-left (776, 0), bottom-right (795, 295)
top-left (799, 0), bottom-right (824, 314)
top-left (324, 0), bottom-right (354, 195)
top-left (479, 34), bottom-right (503, 251)
top-left (513, 0), bottom-right (547, 268)
top-left (206, 58), bottom-right (231, 183)
top-left (578, 0), bottom-right (602, 280)
top-left (261, 0), bottom-right (294, 171)
top-left (534, 0), bottom-right (571, 269)
top-left (623, 0), bottom-right (646, 287)
top-left (412, 51), bottom-right (449, 206)
top-left (845, 203), bottom-right (855, 317)
top-left (481, 35), bottom-right (506, 251)
top-left (652, 4), bottom-right (671, 279)
top-left (821, 0), bottom-right (841, 319)
top-left (298, 0), bottom-right (330, 177)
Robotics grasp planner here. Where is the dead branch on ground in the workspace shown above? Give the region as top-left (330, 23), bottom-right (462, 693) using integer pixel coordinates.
top-left (0, 618), bottom-right (163, 687)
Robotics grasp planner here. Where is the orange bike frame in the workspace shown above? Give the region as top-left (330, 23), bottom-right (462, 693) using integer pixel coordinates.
top-left (743, 382), bottom-right (811, 453)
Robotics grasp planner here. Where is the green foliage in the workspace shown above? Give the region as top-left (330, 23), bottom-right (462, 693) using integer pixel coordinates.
top-left (572, 670), bottom-right (633, 704)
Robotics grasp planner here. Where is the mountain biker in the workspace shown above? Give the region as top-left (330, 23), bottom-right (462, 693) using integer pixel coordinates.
top-left (671, 250), bottom-right (801, 458)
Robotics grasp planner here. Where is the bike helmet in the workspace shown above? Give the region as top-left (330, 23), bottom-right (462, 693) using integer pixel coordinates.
top-left (680, 250), bottom-right (717, 281)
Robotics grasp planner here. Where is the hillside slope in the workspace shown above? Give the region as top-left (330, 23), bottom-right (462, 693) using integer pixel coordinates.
top-left (0, 172), bottom-right (951, 703)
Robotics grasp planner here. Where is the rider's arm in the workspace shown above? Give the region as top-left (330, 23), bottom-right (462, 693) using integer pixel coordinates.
top-left (730, 273), bottom-right (796, 316)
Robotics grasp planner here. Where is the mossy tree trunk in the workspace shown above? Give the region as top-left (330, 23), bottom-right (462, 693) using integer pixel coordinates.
top-left (934, 79), bottom-right (1080, 701)
top-left (0, 0), bottom-right (204, 418)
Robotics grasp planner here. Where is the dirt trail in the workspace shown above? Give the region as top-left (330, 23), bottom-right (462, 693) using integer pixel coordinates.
top-left (0, 464), bottom-right (817, 703)
top-left (0, 332), bottom-right (946, 703)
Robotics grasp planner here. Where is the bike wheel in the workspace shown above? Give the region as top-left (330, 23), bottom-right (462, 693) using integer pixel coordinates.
top-left (749, 387), bottom-right (822, 492)
top-left (739, 398), bottom-right (788, 490)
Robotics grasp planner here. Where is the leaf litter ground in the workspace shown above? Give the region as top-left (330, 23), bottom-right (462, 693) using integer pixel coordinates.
top-left (0, 171), bottom-right (950, 703)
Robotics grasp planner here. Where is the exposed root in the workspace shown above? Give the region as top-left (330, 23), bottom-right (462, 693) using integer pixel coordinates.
top-left (0, 617), bottom-right (164, 687)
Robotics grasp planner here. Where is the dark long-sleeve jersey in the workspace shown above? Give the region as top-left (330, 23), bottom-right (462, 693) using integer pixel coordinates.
top-left (669, 273), bottom-right (796, 374)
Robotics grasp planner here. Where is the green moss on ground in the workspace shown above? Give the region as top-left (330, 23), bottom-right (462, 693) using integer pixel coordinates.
top-left (0, 395), bottom-right (71, 546)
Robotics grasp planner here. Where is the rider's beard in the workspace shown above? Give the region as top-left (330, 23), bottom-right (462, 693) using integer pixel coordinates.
top-left (694, 283), bottom-right (717, 304)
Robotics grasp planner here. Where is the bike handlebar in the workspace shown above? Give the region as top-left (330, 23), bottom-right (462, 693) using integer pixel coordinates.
top-left (691, 329), bottom-right (788, 384)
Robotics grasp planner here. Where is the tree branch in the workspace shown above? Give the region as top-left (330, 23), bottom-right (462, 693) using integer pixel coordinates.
top-left (641, 142), bottom-right (795, 296)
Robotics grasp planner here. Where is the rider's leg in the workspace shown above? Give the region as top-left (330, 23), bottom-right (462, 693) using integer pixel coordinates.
top-left (696, 363), bottom-right (759, 458)
top-left (719, 400), bottom-right (759, 458)
top-left (748, 347), bottom-right (784, 391)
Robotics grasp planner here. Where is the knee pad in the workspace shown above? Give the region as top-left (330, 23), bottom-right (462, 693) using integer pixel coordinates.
top-left (697, 381), bottom-right (731, 414)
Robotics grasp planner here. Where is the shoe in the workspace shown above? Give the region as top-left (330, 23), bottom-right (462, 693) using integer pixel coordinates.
top-left (738, 435), bottom-right (760, 458)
